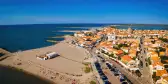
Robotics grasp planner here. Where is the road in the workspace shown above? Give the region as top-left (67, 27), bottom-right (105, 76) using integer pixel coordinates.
top-left (139, 36), bottom-right (153, 84)
top-left (103, 68), bottom-right (121, 84)
top-left (88, 47), bottom-right (121, 84)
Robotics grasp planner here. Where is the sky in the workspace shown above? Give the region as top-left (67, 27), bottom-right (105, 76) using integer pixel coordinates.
top-left (0, 0), bottom-right (168, 25)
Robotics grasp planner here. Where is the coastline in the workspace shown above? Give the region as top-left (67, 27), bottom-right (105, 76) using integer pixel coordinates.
top-left (0, 36), bottom-right (95, 84)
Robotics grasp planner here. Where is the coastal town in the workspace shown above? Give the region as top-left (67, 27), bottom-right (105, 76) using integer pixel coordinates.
top-left (73, 26), bottom-right (168, 84)
top-left (0, 26), bottom-right (168, 84)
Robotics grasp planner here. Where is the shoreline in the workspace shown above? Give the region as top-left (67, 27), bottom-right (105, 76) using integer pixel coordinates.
top-left (0, 36), bottom-right (95, 84)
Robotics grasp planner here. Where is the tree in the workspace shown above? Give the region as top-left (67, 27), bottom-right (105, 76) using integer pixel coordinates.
top-left (152, 72), bottom-right (161, 82)
top-left (84, 67), bottom-right (91, 73)
top-left (159, 47), bottom-right (166, 52)
top-left (148, 57), bottom-right (151, 65)
top-left (132, 57), bottom-right (136, 60)
top-left (118, 56), bottom-right (121, 60)
top-left (101, 50), bottom-right (105, 53)
top-left (105, 52), bottom-right (109, 55)
top-left (109, 53), bottom-right (114, 58)
top-left (90, 81), bottom-right (96, 84)
top-left (113, 45), bottom-right (120, 50)
top-left (159, 37), bottom-right (168, 43)
top-left (124, 51), bottom-right (128, 55)
top-left (151, 40), bottom-right (155, 44)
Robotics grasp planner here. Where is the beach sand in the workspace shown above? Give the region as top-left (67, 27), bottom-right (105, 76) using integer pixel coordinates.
top-left (0, 36), bottom-right (95, 84)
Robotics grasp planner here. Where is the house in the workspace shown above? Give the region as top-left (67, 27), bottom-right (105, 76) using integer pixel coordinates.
top-left (160, 52), bottom-right (166, 56)
top-left (121, 55), bottom-right (133, 64)
top-left (77, 40), bottom-right (85, 47)
top-left (166, 48), bottom-right (168, 56)
top-left (121, 47), bottom-right (129, 53)
top-left (151, 56), bottom-right (160, 63)
top-left (129, 49), bottom-right (137, 58)
top-left (97, 31), bottom-right (105, 36)
top-left (74, 32), bottom-right (85, 37)
top-left (148, 47), bottom-right (156, 51)
top-left (121, 55), bottom-right (137, 69)
top-left (156, 70), bottom-right (168, 77)
top-left (83, 36), bottom-right (91, 41)
top-left (116, 50), bottom-right (124, 56)
top-left (148, 51), bottom-right (159, 58)
top-left (163, 76), bottom-right (168, 83)
top-left (152, 62), bottom-right (164, 71)
top-left (106, 46), bottom-right (115, 54)
top-left (107, 33), bottom-right (116, 41)
top-left (112, 49), bottom-right (119, 57)
top-left (151, 43), bottom-right (160, 48)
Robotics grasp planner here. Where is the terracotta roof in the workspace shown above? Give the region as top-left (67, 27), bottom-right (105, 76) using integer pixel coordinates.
top-left (151, 52), bottom-right (159, 57)
top-left (160, 52), bottom-right (165, 56)
top-left (99, 41), bottom-right (112, 47)
top-left (152, 62), bottom-right (164, 67)
top-left (117, 50), bottom-right (124, 55)
top-left (129, 49), bottom-right (137, 53)
top-left (97, 31), bottom-right (104, 35)
top-left (156, 70), bottom-right (167, 76)
top-left (151, 56), bottom-right (160, 62)
top-left (121, 55), bottom-right (132, 63)
top-left (163, 76), bottom-right (168, 81)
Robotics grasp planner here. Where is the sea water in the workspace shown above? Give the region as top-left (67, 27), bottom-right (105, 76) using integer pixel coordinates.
top-left (0, 24), bottom-right (167, 52)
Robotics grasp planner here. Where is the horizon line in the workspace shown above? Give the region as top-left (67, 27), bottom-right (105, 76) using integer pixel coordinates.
top-left (0, 23), bottom-right (168, 26)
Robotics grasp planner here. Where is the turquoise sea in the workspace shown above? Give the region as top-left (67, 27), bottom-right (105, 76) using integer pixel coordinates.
top-left (0, 24), bottom-right (168, 52)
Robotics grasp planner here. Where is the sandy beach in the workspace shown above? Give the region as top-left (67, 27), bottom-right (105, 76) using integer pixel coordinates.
top-left (0, 36), bottom-right (95, 84)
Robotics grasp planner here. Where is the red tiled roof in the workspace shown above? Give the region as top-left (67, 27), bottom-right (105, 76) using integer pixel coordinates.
top-left (156, 70), bottom-right (167, 76)
top-left (121, 55), bottom-right (132, 63)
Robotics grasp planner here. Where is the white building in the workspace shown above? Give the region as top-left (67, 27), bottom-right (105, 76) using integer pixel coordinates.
top-left (74, 32), bottom-right (85, 37)
top-left (154, 65), bottom-right (164, 70)
top-left (37, 52), bottom-right (59, 60)
top-left (46, 52), bottom-right (59, 59)
top-left (107, 33), bottom-right (116, 41)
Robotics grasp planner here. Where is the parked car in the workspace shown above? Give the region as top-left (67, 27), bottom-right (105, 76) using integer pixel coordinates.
top-left (106, 63), bottom-right (112, 68)
top-left (104, 81), bottom-right (111, 84)
top-left (113, 71), bottom-right (119, 76)
top-left (121, 81), bottom-right (128, 84)
top-left (101, 75), bottom-right (108, 81)
top-left (110, 68), bottom-right (115, 71)
top-left (119, 75), bottom-right (125, 82)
